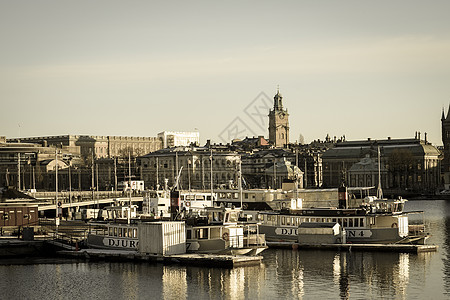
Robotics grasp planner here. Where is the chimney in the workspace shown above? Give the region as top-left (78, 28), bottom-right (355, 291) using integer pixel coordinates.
top-left (425, 132), bottom-right (428, 143)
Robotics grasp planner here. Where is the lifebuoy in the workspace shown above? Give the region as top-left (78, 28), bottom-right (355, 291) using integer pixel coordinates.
top-left (222, 232), bottom-right (229, 241)
top-left (185, 201), bottom-right (191, 207)
top-left (242, 203), bottom-right (248, 209)
top-left (391, 222), bottom-right (398, 228)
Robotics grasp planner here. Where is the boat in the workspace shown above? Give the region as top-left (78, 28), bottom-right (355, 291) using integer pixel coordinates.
top-left (185, 207), bottom-right (267, 255)
top-left (87, 222), bottom-right (139, 250)
top-left (255, 193), bottom-right (429, 245)
top-left (86, 206), bottom-right (267, 255)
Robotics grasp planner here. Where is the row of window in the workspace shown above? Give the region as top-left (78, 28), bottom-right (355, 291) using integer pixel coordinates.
top-left (108, 226), bottom-right (138, 238)
top-left (262, 215), bottom-right (373, 228)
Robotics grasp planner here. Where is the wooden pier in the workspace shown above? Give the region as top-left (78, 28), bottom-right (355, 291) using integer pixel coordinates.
top-left (57, 249), bottom-right (263, 268)
top-left (267, 242), bottom-right (438, 253)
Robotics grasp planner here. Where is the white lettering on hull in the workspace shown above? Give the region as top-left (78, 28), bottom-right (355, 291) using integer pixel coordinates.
top-left (103, 238), bottom-right (139, 249)
top-left (275, 227), bottom-right (298, 236)
top-left (346, 230), bottom-right (372, 238)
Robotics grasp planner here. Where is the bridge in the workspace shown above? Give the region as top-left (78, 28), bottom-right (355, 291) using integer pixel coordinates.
top-left (19, 190), bottom-right (144, 215)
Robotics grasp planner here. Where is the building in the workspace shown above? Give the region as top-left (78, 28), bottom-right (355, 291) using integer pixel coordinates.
top-left (241, 148), bottom-right (310, 189)
top-left (0, 141), bottom-right (84, 191)
top-left (268, 90), bottom-right (290, 148)
top-left (321, 137), bottom-right (441, 194)
top-left (157, 131), bottom-right (200, 149)
top-left (7, 135), bottom-right (163, 159)
top-left (441, 107), bottom-right (450, 188)
top-left (139, 146), bottom-right (240, 190)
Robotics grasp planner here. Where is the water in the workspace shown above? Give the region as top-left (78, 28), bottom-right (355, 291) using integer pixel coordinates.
top-left (0, 200), bottom-right (449, 299)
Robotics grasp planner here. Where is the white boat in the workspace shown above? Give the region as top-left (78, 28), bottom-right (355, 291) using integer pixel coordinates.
top-left (185, 207), bottom-right (267, 255)
top-left (87, 222), bottom-right (139, 250)
top-left (140, 189), bottom-right (216, 219)
top-left (256, 196), bottom-right (429, 245)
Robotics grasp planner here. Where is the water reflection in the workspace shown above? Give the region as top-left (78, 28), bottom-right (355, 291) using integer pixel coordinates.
top-left (0, 200), bottom-right (447, 299)
top-left (443, 200), bottom-right (450, 296)
top-left (261, 248), bottom-right (426, 299)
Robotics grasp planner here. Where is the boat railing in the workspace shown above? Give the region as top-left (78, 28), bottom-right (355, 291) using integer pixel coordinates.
top-left (243, 224), bottom-right (266, 247)
top-left (228, 234), bottom-right (244, 248)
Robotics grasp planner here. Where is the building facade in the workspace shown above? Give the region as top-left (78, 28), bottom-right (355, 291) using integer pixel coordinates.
top-left (321, 138), bottom-right (441, 193)
top-left (441, 107), bottom-right (450, 188)
top-left (157, 131), bottom-right (200, 148)
top-left (268, 90), bottom-right (289, 148)
top-left (7, 135), bottom-right (163, 159)
top-left (139, 146), bottom-right (240, 190)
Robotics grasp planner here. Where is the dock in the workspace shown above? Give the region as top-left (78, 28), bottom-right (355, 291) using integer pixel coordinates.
top-left (57, 249), bottom-right (263, 268)
top-left (267, 242), bottom-right (439, 253)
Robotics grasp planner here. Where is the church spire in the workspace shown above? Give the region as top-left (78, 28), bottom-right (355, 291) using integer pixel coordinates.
top-left (273, 87), bottom-right (283, 111)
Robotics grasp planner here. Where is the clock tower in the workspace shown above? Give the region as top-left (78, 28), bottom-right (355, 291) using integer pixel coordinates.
top-left (268, 89), bottom-right (290, 148)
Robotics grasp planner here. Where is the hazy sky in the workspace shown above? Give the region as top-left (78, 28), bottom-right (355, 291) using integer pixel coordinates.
top-left (1, 1), bottom-right (450, 146)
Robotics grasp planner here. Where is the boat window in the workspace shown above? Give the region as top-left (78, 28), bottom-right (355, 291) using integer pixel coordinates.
top-left (286, 217), bottom-right (290, 225)
top-left (129, 228), bottom-right (133, 237)
top-left (200, 228), bottom-right (208, 239)
top-left (349, 219), bottom-right (354, 227)
top-left (109, 227), bottom-right (113, 236)
top-left (187, 230), bottom-right (192, 239)
top-left (337, 219), bottom-right (342, 226)
top-left (281, 217), bottom-right (285, 225)
top-left (343, 219), bottom-right (348, 227)
top-left (360, 218), bottom-right (364, 227)
top-left (133, 229), bottom-right (137, 238)
top-left (270, 215), bottom-right (275, 225)
top-left (332, 218), bottom-right (337, 223)
top-left (228, 213), bottom-right (238, 222)
top-left (118, 228), bottom-right (123, 237)
top-left (114, 227), bottom-right (118, 237)
top-left (354, 218), bottom-right (359, 227)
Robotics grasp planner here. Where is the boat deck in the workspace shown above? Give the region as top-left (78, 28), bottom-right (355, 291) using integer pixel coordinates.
top-left (57, 249), bottom-right (262, 268)
top-left (267, 242), bottom-right (438, 253)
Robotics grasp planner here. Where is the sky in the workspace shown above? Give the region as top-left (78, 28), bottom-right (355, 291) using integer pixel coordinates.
top-left (1, 1), bottom-right (450, 146)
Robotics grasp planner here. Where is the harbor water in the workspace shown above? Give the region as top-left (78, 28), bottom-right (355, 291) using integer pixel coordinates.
top-left (0, 199), bottom-right (449, 299)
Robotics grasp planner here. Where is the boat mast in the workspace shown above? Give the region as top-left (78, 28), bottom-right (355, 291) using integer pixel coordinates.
top-left (128, 152), bottom-right (132, 224)
top-left (156, 156), bottom-right (159, 189)
top-left (210, 149), bottom-right (213, 202)
top-left (239, 156), bottom-right (243, 209)
top-left (377, 146), bottom-right (383, 199)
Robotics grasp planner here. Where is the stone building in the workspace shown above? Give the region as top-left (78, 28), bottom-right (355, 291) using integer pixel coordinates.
top-left (321, 137), bottom-right (441, 193)
top-left (241, 149), bottom-right (305, 189)
top-left (441, 107), bottom-right (450, 189)
top-left (268, 90), bottom-right (289, 148)
top-left (0, 141), bottom-right (86, 191)
top-left (7, 135), bottom-right (162, 159)
top-left (157, 131), bottom-right (200, 148)
top-left (138, 146), bottom-right (240, 190)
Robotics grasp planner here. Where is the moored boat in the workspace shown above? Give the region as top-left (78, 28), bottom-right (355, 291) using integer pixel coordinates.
top-left (255, 196), bottom-right (429, 245)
